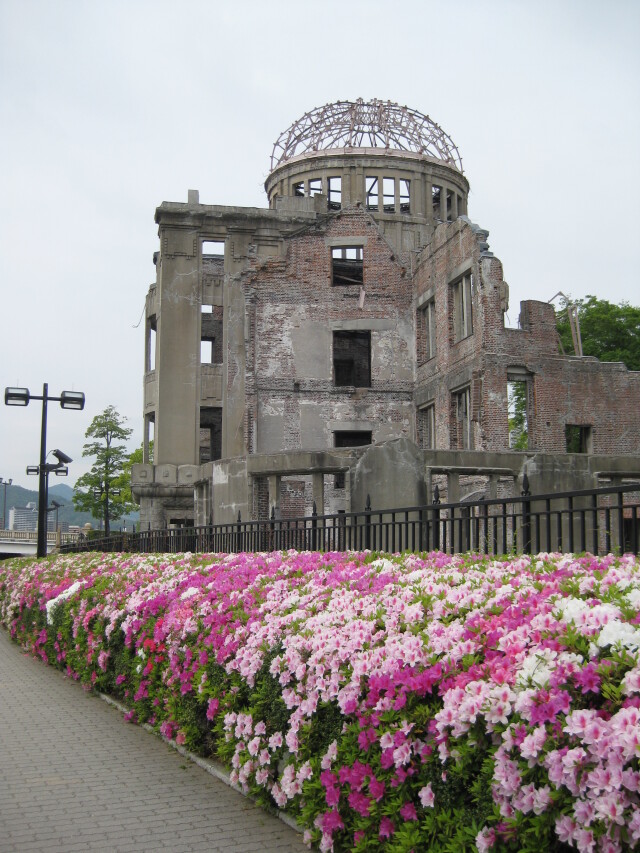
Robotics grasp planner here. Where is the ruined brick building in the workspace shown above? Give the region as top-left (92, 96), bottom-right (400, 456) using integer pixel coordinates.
top-left (131, 100), bottom-right (640, 529)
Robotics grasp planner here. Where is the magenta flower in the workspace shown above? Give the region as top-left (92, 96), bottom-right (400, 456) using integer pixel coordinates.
top-left (379, 817), bottom-right (395, 839)
top-left (400, 801), bottom-right (417, 821)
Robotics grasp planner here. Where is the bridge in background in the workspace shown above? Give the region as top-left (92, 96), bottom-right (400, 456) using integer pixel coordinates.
top-left (0, 530), bottom-right (82, 558)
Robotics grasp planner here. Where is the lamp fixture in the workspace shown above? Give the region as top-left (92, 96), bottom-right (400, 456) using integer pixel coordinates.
top-left (4, 387), bottom-right (30, 406)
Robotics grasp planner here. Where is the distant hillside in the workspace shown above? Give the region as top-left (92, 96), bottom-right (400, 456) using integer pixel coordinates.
top-left (49, 483), bottom-right (74, 501)
top-left (1, 482), bottom-right (139, 530)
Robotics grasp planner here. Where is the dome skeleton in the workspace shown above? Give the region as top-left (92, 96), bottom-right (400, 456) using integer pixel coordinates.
top-left (270, 99), bottom-right (463, 173)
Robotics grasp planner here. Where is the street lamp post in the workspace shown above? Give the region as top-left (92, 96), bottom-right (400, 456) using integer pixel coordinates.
top-left (0, 477), bottom-right (12, 530)
top-left (5, 384), bottom-right (85, 558)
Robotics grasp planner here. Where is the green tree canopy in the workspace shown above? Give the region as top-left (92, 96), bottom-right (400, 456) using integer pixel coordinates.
top-left (113, 440), bottom-right (153, 508)
top-left (73, 406), bottom-right (135, 535)
top-left (556, 295), bottom-right (640, 370)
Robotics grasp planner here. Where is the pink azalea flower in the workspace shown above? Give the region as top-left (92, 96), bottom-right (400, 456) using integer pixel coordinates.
top-left (379, 817), bottom-right (395, 839)
top-left (400, 801), bottom-right (417, 821)
top-left (419, 783), bottom-right (435, 808)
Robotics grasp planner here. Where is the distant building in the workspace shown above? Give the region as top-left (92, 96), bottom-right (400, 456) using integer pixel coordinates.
top-left (131, 99), bottom-right (640, 530)
top-left (9, 502), bottom-right (56, 532)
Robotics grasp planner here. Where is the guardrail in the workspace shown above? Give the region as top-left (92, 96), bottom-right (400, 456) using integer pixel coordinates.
top-left (0, 530), bottom-right (82, 544)
top-left (61, 482), bottom-right (640, 557)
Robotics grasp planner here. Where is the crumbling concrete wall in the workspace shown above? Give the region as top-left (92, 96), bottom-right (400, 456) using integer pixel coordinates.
top-left (243, 209), bottom-right (415, 512)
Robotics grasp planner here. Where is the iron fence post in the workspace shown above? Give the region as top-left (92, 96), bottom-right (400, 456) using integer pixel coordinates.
top-left (365, 494), bottom-right (371, 551)
top-left (432, 485), bottom-right (441, 551)
top-left (521, 473), bottom-right (532, 553)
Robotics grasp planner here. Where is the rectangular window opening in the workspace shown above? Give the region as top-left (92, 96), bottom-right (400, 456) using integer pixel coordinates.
top-left (201, 312), bottom-right (223, 364)
top-left (144, 414), bottom-right (155, 464)
top-left (333, 331), bottom-right (371, 387)
top-left (308, 178), bottom-right (323, 197)
top-left (332, 246), bottom-right (363, 286)
top-left (425, 299), bottom-right (436, 360)
top-left (293, 181), bottom-right (305, 197)
top-left (201, 303), bottom-right (213, 314)
top-left (566, 424), bottom-right (592, 454)
top-left (383, 177), bottom-right (395, 212)
top-left (199, 407), bottom-right (222, 464)
top-left (508, 380), bottom-right (529, 450)
top-left (399, 179), bottom-right (410, 213)
top-left (365, 177), bottom-right (379, 210)
top-left (202, 240), bottom-right (225, 258)
top-left (328, 177), bottom-right (342, 210)
top-left (146, 315), bottom-right (157, 372)
top-left (418, 405), bottom-right (435, 450)
top-left (432, 185), bottom-right (442, 219)
top-left (452, 273), bottom-right (473, 341)
top-left (453, 387), bottom-right (472, 450)
top-left (334, 431), bottom-right (372, 488)
top-left (446, 189), bottom-right (454, 221)
top-left (200, 338), bottom-right (214, 365)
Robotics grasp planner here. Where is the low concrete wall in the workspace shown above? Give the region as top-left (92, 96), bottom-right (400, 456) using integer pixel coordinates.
top-left (134, 446), bottom-right (640, 527)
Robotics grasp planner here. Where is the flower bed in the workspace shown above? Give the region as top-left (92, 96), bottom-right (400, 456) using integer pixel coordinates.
top-left (1, 549), bottom-right (639, 852)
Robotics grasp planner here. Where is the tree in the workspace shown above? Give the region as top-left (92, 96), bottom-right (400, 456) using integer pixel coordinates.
top-left (73, 406), bottom-right (136, 535)
top-left (113, 440), bottom-right (153, 508)
top-left (556, 295), bottom-right (640, 370)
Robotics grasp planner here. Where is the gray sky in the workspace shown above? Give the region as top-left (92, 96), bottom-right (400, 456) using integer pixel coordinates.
top-left (1, 0), bottom-right (639, 489)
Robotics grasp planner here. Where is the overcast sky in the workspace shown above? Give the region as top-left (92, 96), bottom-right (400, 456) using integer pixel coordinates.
top-left (1, 0), bottom-right (638, 489)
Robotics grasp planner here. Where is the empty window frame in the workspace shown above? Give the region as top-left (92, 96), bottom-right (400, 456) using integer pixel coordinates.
top-left (199, 407), bottom-right (222, 464)
top-left (146, 315), bottom-right (157, 372)
top-left (417, 404), bottom-right (435, 450)
top-left (331, 246), bottom-right (363, 286)
top-left (565, 424), bottom-right (592, 454)
top-left (334, 430), bottom-right (372, 488)
top-left (333, 331), bottom-right (371, 387)
top-left (200, 338), bottom-right (215, 364)
top-left (399, 179), bottom-right (410, 213)
top-left (446, 189), bottom-right (454, 221)
top-left (507, 379), bottom-right (530, 449)
top-left (293, 181), bottom-right (305, 196)
top-left (308, 178), bottom-right (323, 197)
top-left (201, 312), bottom-right (223, 364)
top-left (328, 177), bottom-right (342, 210)
top-left (143, 414), bottom-right (155, 464)
top-left (383, 177), bottom-right (395, 212)
top-left (453, 387), bottom-right (472, 449)
top-left (424, 299), bottom-right (436, 361)
top-left (452, 273), bottom-right (473, 341)
top-left (202, 240), bottom-right (225, 258)
top-left (417, 299), bottom-right (436, 364)
top-left (365, 176), bottom-right (379, 210)
top-left (432, 185), bottom-right (442, 220)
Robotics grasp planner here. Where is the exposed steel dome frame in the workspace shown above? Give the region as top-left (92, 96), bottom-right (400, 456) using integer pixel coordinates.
top-left (270, 98), bottom-right (463, 173)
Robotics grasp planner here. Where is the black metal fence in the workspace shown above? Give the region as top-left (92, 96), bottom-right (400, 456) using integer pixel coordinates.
top-left (61, 481), bottom-right (640, 558)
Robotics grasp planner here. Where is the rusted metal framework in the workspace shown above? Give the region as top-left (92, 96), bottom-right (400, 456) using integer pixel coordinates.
top-left (270, 98), bottom-right (463, 172)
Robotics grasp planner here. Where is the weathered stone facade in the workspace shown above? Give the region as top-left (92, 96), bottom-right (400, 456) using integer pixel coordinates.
top-left (131, 100), bottom-right (640, 529)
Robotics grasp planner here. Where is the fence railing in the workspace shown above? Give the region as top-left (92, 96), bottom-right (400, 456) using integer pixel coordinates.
top-left (61, 482), bottom-right (640, 558)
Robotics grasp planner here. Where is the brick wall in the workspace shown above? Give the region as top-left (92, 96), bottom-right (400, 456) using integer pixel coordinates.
top-left (413, 217), bottom-right (640, 455)
top-left (244, 209), bottom-right (415, 455)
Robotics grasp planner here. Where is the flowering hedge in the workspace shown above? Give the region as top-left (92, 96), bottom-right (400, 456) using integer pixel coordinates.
top-left (1, 549), bottom-right (639, 852)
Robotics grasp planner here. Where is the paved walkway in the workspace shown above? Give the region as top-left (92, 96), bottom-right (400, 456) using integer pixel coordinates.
top-left (0, 629), bottom-right (308, 853)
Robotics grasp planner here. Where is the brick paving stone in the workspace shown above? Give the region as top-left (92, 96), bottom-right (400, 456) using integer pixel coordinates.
top-left (0, 629), bottom-right (309, 853)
